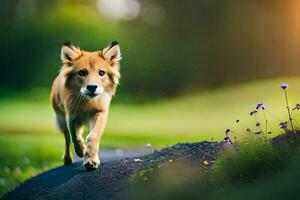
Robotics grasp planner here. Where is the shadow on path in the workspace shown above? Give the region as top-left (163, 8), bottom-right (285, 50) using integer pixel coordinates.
top-left (2, 142), bottom-right (222, 200)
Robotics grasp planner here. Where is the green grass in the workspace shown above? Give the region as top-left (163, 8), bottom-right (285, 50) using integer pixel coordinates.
top-left (2, 76), bottom-right (300, 197)
top-left (0, 134), bottom-right (63, 196)
top-left (130, 136), bottom-right (300, 200)
top-left (211, 137), bottom-right (284, 185)
top-left (2, 76), bottom-right (300, 143)
top-left (214, 154), bottom-right (300, 200)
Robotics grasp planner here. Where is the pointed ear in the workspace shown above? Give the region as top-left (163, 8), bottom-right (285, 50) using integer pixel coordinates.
top-left (102, 41), bottom-right (122, 63)
top-left (61, 42), bottom-right (82, 63)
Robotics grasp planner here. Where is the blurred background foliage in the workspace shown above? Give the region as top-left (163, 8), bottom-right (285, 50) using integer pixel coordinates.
top-left (2, 0), bottom-right (300, 98)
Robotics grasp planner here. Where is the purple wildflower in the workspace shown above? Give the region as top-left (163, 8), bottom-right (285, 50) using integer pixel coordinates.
top-left (224, 136), bottom-right (233, 144)
top-left (250, 110), bottom-right (258, 116)
top-left (279, 121), bottom-right (288, 129)
top-left (273, 135), bottom-right (285, 143)
top-left (224, 129), bottom-right (233, 144)
top-left (256, 122), bottom-right (260, 127)
top-left (256, 102), bottom-right (264, 110)
top-left (292, 103), bottom-right (300, 111)
top-left (280, 83), bottom-right (288, 89)
top-left (255, 131), bottom-right (262, 135)
top-left (281, 84), bottom-right (296, 144)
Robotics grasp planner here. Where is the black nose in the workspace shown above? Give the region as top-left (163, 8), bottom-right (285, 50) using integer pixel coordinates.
top-left (86, 85), bottom-right (97, 93)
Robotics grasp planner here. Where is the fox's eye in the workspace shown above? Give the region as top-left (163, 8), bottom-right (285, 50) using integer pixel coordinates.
top-left (99, 70), bottom-right (105, 76)
top-left (78, 70), bottom-right (87, 77)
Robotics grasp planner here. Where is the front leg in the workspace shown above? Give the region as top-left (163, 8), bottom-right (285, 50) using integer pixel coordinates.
top-left (84, 111), bottom-right (108, 170)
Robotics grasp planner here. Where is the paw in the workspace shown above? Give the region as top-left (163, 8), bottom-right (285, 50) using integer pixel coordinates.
top-left (83, 155), bottom-right (100, 170)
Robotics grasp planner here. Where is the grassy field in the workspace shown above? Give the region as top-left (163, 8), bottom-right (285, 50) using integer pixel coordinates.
top-left (2, 76), bottom-right (300, 142)
top-left (1, 76), bottom-right (300, 196)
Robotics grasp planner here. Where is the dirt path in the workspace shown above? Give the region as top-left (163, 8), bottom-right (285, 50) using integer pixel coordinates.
top-left (2, 141), bottom-right (223, 200)
top-left (76, 148), bottom-right (152, 162)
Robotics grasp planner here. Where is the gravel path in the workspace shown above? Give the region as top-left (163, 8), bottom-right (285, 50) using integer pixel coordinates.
top-left (2, 141), bottom-right (224, 200)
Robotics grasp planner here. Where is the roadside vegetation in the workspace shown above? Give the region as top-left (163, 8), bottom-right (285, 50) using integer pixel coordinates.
top-left (130, 82), bottom-right (300, 200)
top-left (131, 134), bottom-right (300, 200)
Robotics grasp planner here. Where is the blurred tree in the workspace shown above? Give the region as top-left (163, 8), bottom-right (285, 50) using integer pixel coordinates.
top-left (1, 0), bottom-right (300, 99)
top-left (0, 0), bottom-right (117, 91)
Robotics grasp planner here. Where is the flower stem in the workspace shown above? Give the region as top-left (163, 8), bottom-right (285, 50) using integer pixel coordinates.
top-left (254, 114), bottom-right (263, 134)
top-left (284, 90), bottom-right (295, 133)
top-left (263, 110), bottom-right (268, 136)
top-left (284, 90), bottom-right (297, 149)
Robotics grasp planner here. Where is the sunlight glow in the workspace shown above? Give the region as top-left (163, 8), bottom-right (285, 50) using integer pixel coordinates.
top-left (97, 0), bottom-right (140, 20)
top-left (141, 1), bottom-right (165, 26)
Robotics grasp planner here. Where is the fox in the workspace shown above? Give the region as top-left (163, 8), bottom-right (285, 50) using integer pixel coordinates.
top-left (51, 41), bottom-right (121, 170)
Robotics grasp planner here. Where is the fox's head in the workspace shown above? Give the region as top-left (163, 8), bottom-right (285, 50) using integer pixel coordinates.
top-left (60, 41), bottom-right (121, 98)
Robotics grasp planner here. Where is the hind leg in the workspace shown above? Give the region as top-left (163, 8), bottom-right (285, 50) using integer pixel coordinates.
top-left (56, 115), bottom-right (72, 165)
top-left (67, 115), bottom-right (85, 158)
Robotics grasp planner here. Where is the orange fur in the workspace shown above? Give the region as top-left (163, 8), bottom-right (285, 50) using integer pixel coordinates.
top-left (51, 41), bottom-right (121, 169)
